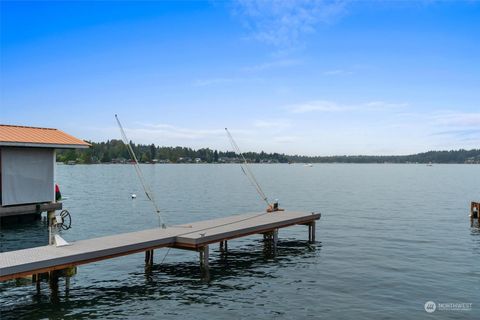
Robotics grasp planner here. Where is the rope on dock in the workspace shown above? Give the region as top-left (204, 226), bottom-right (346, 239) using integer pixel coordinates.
top-left (172, 211), bottom-right (270, 238)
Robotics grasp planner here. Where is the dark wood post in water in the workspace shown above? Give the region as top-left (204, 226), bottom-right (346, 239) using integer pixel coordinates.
top-left (199, 245), bottom-right (209, 271)
top-left (33, 273), bottom-right (41, 295)
top-left (49, 270), bottom-right (59, 302)
top-left (219, 240), bottom-right (228, 254)
top-left (145, 250), bottom-right (154, 266)
top-left (263, 229), bottom-right (278, 255)
top-left (308, 221), bottom-right (316, 243)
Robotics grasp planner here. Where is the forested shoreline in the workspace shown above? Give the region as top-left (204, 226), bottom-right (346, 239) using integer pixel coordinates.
top-left (56, 140), bottom-right (480, 164)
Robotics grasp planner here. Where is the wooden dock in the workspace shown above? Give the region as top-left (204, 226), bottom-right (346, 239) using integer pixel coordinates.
top-left (0, 202), bottom-right (62, 218)
top-left (0, 211), bottom-right (320, 282)
top-left (0, 202), bottom-right (62, 225)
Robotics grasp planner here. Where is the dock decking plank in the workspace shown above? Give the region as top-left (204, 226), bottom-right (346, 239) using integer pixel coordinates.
top-left (176, 211), bottom-right (320, 248)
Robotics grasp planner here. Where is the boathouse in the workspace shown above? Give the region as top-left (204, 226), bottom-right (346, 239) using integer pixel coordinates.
top-left (0, 124), bottom-right (90, 221)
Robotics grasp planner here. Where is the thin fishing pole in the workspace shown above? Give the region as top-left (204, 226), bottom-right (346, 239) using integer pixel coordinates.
top-left (226, 128), bottom-right (269, 204)
top-left (225, 128), bottom-right (270, 206)
top-left (115, 114), bottom-right (166, 229)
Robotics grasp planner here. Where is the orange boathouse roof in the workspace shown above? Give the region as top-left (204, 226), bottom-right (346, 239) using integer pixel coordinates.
top-left (0, 124), bottom-right (90, 149)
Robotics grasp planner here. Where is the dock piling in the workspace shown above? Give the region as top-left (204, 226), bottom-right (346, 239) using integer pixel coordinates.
top-left (199, 245), bottom-right (209, 271)
top-left (47, 210), bottom-right (56, 245)
top-left (145, 249), bottom-right (154, 266)
top-left (34, 273), bottom-right (41, 295)
top-left (65, 276), bottom-right (70, 297)
top-left (263, 229), bottom-right (278, 255)
top-left (48, 270), bottom-right (59, 301)
top-left (219, 240), bottom-right (228, 260)
top-left (308, 221), bottom-right (316, 243)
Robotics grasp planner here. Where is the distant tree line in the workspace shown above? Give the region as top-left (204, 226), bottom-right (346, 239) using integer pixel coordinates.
top-left (56, 140), bottom-right (289, 164)
top-left (56, 140), bottom-right (480, 164)
top-left (287, 149), bottom-right (480, 164)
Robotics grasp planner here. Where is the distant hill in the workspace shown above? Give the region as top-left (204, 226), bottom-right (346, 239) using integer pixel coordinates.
top-left (56, 140), bottom-right (480, 164)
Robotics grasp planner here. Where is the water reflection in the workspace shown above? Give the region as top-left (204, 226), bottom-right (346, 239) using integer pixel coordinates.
top-left (470, 219), bottom-right (480, 229)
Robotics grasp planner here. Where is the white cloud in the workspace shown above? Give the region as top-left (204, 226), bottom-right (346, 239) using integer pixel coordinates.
top-left (133, 123), bottom-right (225, 140)
top-left (273, 136), bottom-right (297, 143)
top-left (429, 111), bottom-right (480, 144)
top-left (288, 100), bottom-right (345, 113)
top-left (253, 119), bottom-right (292, 128)
top-left (233, 0), bottom-right (347, 47)
top-left (78, 108), bottom-right (476, 156)
top-left (288, 100), bottom-right (408, 113)
top-left (93, 121), bottom-right (301, 153)
top-left (432, 112), bottom-right (480, 127)
top-left (362, 101), bottom-right (408, 110)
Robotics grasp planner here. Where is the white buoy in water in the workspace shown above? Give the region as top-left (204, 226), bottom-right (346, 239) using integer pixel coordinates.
top-left (131, 194), bottom-right (137, 199)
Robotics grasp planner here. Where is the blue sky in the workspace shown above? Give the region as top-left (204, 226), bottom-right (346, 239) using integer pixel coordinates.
top-left (1, 1), bottom-right (479, 155)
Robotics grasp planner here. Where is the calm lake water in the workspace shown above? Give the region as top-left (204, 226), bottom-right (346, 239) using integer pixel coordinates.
top-left (1, 164), bottom-right (479, 319)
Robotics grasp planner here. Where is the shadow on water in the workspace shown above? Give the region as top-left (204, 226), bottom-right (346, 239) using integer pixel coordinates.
top-left (0, 240), bottom-right (321, 319)
top-left (0, 219), bottom-right (49, 253)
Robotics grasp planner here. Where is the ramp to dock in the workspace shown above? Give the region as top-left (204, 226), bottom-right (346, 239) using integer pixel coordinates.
top-left (0, 211), bottom-right (320, 281)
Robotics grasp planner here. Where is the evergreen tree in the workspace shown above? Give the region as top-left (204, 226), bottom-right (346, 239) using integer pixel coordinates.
top-left (150, 144), bottom-right (156, 160)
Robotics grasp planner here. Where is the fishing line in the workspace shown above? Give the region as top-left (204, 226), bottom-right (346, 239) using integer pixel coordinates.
top-left (225, 128), bottom-right (270, 207)
top-left (160, 247), bottom-right (171, 264)
top-left (115, 114), bottom-right (166, 229)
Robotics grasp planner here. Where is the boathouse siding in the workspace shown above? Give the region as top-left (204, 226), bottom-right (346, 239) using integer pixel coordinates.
top-left (0, 124), bottom-right (89, 219)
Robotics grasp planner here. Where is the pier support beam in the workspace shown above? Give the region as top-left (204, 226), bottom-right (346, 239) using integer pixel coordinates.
top-left (49, 270), bottom-right (59, 302)
top-left (65, 276), bottom-right (70, 297)
top-left (47, 210), bottom-right (56, 245)
top-left (199, 245), bottom-right (210, 280)
top-left (199, 245), bottom-right (209, 271)
top-left (263, 229), bottom-right (278, 255)
top-left (145, 250), bottom-right (154, 266)
top-left (33, 273), bottom-right (41, 295)
top-left (220, 240), bottom-right (228, 253)
top-left (308, 221), bottom-right (316, 243)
